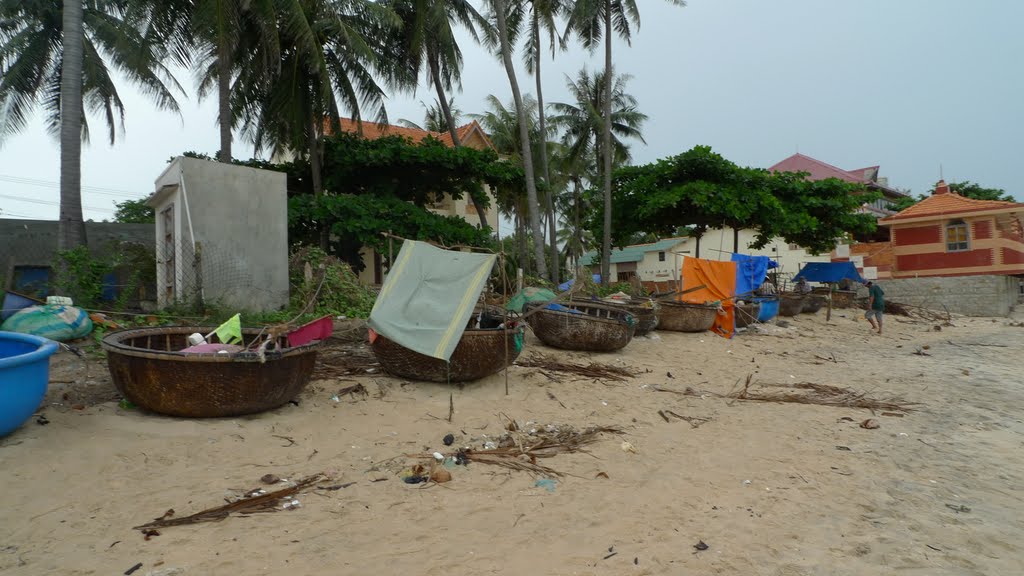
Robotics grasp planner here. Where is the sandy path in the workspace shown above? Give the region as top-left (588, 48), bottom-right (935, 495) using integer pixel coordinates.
top-left (1, 311), bottom-right (1022, 575)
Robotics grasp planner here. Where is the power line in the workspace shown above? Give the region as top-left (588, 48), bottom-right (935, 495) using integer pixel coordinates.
top-left (0, 193), bottom-right (116, 213)
top-left (0, 174), bottom-right (145, 198)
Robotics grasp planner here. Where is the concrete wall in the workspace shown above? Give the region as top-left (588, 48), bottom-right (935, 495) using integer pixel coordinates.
top-left (876, 274), bottom-right (1020, 317)
top-left (149, 157), bottom-right (289, 311)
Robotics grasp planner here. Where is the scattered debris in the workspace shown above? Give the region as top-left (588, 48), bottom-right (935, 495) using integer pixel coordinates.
top-left (926, 544), bottom-right (942, 551)
top-left (261, 474), bottom-right (281, 485)
top-left (410, 422), bottom-right (622, 477)
top-left (316, 482), bottom-right (356, 491)
top-left (694, 541), bottom-right (709, 551)
top-left (860, 419), bottom-right (880, 430)
top-left (603, 551), bottom-right (618, 560)
top-left (124, 562), bottom-right (143, 575)
top-left (142, 529), bottom-right (160, 540)
top-left (945, 504), bottom-right (971, 513)
top-left (133, 473), bottom-right (326, 532)
top-left (429, 466), bottom-right (452, 484)
top-left (443, 434), bottom-right (455, 446)
top-left (838, 417), bottom-right (855, 422)
top-left (881, 412), bottom-right (905, 418)
top-left (336, 383), bottom-right (367, 398)
top-left (835, 446), bottom-right (852, 451)
top-left (692, 375), bottom-right (917, 413)
top-left (535, 478), bottom-right (557, 492)
top-left (661, 409), bottom-right (711, 428)
top-left (516, 354), bottom-right (636, 382)
top-left (657, 410), bottom-right (671, 423)
top-left (547, 391), bottom-right (567, 408)
top-left (620, 441), bottom-right (638, 454)
top-left (272, 435), bottom-right (297, 447)
top-left (595, 472), bottom-right (609, 479)
top-left (35, 414), bottom-right (49, 426)
top-left (913, 347), bottom-right (931, 356)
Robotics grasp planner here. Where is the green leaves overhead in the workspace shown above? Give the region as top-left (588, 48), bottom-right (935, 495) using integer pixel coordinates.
top-left (603, 146), bottom-right (880, 255)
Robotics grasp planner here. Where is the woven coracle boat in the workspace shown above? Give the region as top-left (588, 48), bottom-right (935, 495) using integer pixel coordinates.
top-left (656, 301), bottom-right (718, 332)
top-left (604, 300), bottom-right (659, 336)
top-left (371, 323), bottom-right (525, 383)
top-left (802, 294), bottom-right (827, 313)
top-left (525, 301), bottom-right (635, 352)
top-left (102, 326), bottom-right (321, 418)
top-left (734, 302), bottom-right (762, 328)
top-left (778, 294), bottom-right (806, 317)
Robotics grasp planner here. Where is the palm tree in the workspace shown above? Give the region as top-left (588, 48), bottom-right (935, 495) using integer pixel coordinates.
top-left (398, 97), bottom-right (463, 132)
top-left (139, 0), bottom-right (281, 163)
top-left (549, 68), bottom-right (647, 179)
top-left (522, 0), bottom-right (567, 282)
top-left (240, 0), bottom-right (394, 199)
top-left (0, 0), bottom-right (183, 249)
top-left (565, 0), bottom-right (684, 283)
top-left (384, 0), bottom-right (492, 228)
top-left (490, 0), bottom-right (547, 279)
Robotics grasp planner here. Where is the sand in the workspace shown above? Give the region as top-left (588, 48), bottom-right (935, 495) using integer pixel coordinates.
top-left (2, 309), bottom-right (1023, 575)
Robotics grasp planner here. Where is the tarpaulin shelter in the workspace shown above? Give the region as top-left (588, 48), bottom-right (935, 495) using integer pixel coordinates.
top-left (368, 241), bottom-right (496, 361)
top-left (681, 257), bottom-right (736, 339)
top-left (730, 254), bottom-right (778, 297)
top-left (557, 275), bottom-right (601, 292)
top-left (793, 261), bottom-right (864, 284)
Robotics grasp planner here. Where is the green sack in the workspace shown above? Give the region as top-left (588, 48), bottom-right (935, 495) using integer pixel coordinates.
top-left (0, 304), bottom-right (93, 342)
top-left (505, 287), bottom-right (557, 313)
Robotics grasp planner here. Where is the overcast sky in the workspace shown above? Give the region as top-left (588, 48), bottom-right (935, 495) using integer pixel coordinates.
top-left (1, 0), bottom-right (1021, 222)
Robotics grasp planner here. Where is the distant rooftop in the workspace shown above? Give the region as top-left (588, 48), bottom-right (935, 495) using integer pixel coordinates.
top-left (769, 153), bottom-right (906, 198)
top-left (578, 237), bottom-right (687, 266)
top-left (325, 118), bottom-right (495, 150)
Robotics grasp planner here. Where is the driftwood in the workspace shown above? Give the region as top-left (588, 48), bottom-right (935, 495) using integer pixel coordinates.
top-left (133, 473), bottom-right (326, 531)
top-left (686, 375), bottom-right (918, 413)
top-left (516, 354), bottom-right (637, 382)
top-left (313, 341), bottom-right (379, 379)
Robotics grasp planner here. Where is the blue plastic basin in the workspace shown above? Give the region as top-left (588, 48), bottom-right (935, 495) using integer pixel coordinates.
top-left (0, 331), bottom-right (58, 437)
top-left (753, 297), bottom-right (780, 322)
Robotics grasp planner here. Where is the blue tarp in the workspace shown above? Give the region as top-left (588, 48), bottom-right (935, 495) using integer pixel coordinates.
top-left (731, 254), bottom-right (778, 297)
top-left (557, 274), bottom-right (602, 292)
top-left (793, 261), bottom-right (865, 284)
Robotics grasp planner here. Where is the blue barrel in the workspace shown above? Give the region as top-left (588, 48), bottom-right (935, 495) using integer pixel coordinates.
top-left (754, 296), bottom-right (779, 322)
top-left (2, 291), bottom-right (39, 322)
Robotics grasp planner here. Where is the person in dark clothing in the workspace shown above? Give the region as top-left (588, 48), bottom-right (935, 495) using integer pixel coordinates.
top-left (865, 281), bottom-right (885, 334)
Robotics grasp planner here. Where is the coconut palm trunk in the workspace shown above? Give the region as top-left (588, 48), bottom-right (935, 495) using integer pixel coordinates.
top-left (534, 15), bottom-right (558, 283)
top-left (600, 2), bottom-right (613, 286)
top-left (428, 51), bottom-right (490, 230)
top-left (217, 41), bottom-right (232, 163)
top-left (493, 0), bottom-right (547, 279)
top-left (58, 0), bottom-right (85, 251)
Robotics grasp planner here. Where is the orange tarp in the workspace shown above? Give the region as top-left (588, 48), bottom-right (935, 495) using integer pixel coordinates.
top-left (680, 257), bottom-right (736, 339)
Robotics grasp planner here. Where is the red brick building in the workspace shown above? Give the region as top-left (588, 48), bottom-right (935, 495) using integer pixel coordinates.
top-left (878, 181), bottom-right (1024, 278)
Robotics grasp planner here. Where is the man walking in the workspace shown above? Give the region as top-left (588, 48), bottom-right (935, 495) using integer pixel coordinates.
top-left (865, 281), bottom-right (885, 334)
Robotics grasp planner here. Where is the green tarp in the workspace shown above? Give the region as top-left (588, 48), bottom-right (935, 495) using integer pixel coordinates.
top-left (368, 241), bottom-right (496, 361)
top-left (505, 287), bottom-right (557, 313)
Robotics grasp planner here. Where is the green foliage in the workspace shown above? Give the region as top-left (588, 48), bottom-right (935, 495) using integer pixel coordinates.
top-left (113, 199), bottom-right (155, 224)
top-left (601, 146), bottom-right (880, 255)
top-left (935, 180), bottom-right (1014, 202)
top-left (52, 242), bottom-right (156, 310)
top-left (319, 132), bottom-right (522, 211)
top-left (289, 194), bottom-right (494, 272)
top-left (288, 246), bottom-right (376, 319)
top-left (53, 247), bottom-right (112, 309)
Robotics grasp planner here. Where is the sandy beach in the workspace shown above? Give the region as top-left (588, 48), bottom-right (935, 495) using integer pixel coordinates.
top-left (2, 309), bottom-right (1022, 576)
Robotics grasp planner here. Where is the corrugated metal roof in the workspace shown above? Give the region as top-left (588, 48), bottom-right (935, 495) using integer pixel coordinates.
top-left (578, 237), bottom-right (686, 266)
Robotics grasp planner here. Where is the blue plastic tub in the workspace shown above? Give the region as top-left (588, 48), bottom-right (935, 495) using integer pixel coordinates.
top-left (0, 331), bottom-right (58, 437)
top-left (754, 297), bottom-right (780, 322)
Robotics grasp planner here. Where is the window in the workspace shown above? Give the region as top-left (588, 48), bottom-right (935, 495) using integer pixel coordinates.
top-left (617, 271), bottom-right (637, 282)
top-left (946, 220), bottom-right (969, 252)
top-left (658, 251), bottom-right (666, 262)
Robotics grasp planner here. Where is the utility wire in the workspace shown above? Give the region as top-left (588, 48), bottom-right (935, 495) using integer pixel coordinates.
top-left (0, 174), bottom-right (144, 198)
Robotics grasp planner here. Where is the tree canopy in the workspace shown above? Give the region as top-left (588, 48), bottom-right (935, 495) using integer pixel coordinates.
top-left (599, 146), bottom-right (880, 255)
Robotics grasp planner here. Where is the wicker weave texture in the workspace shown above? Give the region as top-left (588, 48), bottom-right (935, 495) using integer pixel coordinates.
top-left (802, 295), bottom-right (827, 313)
top-left (734, 303), bottom-right (762, 328)
top-left (778, 295), bottom-right (806, 317)
top-left (656, 302), bottom-right (717, 332)
top-left (371, 326), bottom-right (524, 383)
top-left (102, 327), bottom-right (319, 418)
top-left (525, 302), bottom-right (635, 352)
top-left (605, 301), bottom-right (659, 336)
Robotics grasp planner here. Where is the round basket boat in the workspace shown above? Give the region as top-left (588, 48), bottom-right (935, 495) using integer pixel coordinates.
top-left (102, 326), bottom-right (321, 418)
top-left (734, 303), bottom-right (762, 328)
top-left (525, 301), bottom-right (635, 352)
top-left (778, 294), bottom-right (806, 317)
top-left (371, 324), bottom-right (525, 383)
top-left (802, 294), bottom-right (827, 314)
top-left (656, 301), bottom-right (718, 332)
top-left (604, 300), bottom-right (659, 336)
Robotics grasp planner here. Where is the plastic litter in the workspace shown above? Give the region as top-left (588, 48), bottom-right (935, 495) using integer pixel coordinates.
top-left (534, 478), bottom-right (557, 492)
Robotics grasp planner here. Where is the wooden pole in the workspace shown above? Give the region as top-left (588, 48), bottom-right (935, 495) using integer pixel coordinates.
top-left (826, 282), bottom-right (834, 323)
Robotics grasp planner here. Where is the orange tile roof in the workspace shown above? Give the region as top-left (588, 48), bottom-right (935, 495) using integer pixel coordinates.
top-left (880, 189), bottom-right (1024, 223)
top-left (325, 118), bottom-right (494, 150)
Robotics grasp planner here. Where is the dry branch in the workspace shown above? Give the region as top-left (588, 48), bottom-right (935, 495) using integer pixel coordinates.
top-left (688, 375), bottom-right (918, 413)
top-left (516, 354), bottom-right (636, 382)
top-left (133, 473), bottom-right (326, 531)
